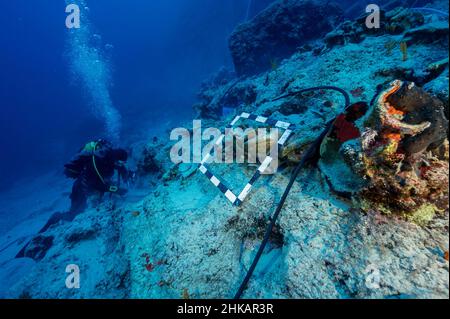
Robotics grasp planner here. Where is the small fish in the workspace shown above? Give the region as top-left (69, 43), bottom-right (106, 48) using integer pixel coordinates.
top-left (132, 211), bottom-right (140, 217)
top-left (350, 87), bottom-right (364, 98)
top-left (182, 288), bottom-right (190, 299)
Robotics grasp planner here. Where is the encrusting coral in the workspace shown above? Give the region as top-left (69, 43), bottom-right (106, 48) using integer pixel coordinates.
top-left (400, 41), bottom-right (408, 61)
top-left (317, 80), bottom-right (448, 222)
top-left (357, 80), bottom-right (448, 220)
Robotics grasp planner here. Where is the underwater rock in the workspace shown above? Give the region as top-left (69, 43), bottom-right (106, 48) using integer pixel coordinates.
top-left (194, 84), bottom-right (226, 119)
top-left (65, 225), bottom-right (99, 244)
top-left (375, 67), bottom-right (420, 84)
top-left (317, 80), bottom-right (448, 219)
top-left (317, 102), bottom-right (370, 195)
top-left (424, 66), bottom-right (449, 113)
top-left (137, 145), bottom-right (160, 175)
top-left (385, 7), bottom-right (425, 35)
top-left (193, 101), bottom-right (222, 120)
top-left (200, 67), bottom-right (236, 91)
top-left (9, 3), bottom-right (448, 299)
top-left (275, 95), bottom-right (311, 116)
top-left (358, 80), bottom-right (448, 217)
top-left (20, 235), bottom-right (54, 261)
top-left (11, 202), bottom-right (131, 298)
top-left (325, 7), bottom-right (426, 49)
top-left (130, 137), bottom-right (164, 178)
top-left (194, 80), bottom-right (257, 119)
top-left (403, 20), bottom-right (449, 45)
top-left (381, 80), bottom-right (448, 157)
top-left (360, 158), bottom-right (449, 218)
top-left (229, 0), bottom-right (344, 76)
top-left (374, 57), bottom-right (449, 87)
top-left (162, 163), bottom-right (198, 183)
top-left (220, 83), bottom-right (257, 109)
top-left (324, 20), bottom-right (365, 48)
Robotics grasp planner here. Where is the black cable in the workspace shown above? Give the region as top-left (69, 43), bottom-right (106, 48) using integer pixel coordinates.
top-left (218, 76), bottom-right (244, 106)
top-left (234, 86), bottom-right (351, 299)
top-left (233, 121), bottom-right (334, 299)
top-left (272, 85), bottom-right (351, 107)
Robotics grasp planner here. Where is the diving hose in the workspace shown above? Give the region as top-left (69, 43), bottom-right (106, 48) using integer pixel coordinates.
top-left (234, 86), bottom-right (351, 299)
top-left (92, 141), bottom-right (118, 193)
top-left (92, 142), bottom-right (106, 185)
top-left (272, 85), bottom-right (351, 106)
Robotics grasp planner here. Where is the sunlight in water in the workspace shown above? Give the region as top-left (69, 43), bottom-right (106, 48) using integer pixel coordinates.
top-left (65, 0), bottom-right (121, 142)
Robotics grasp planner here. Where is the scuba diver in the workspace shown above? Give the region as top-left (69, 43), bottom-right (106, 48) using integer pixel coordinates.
top-left (16, 139), bottom-right (133, 259)
top-left (64, 139), bottom-right (131, 214)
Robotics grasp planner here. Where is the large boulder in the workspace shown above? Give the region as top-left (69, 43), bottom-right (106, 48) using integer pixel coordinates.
top-left (229, 0), bottom-right (344, 76)
top-left (319, 80), bottom-right (449, 220)
top-left (19, 235), bottom-right (54, 261)
top-left (324, 7), bottom-right (426, 49)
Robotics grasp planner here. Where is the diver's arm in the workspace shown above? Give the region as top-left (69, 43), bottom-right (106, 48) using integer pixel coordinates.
top-left (115, 163), bottom-right (130, 183)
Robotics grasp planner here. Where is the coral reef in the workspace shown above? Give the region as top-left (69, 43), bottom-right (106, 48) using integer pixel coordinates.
top-left (380, 80), bottom-right (448, 157)
top-left (318, 79), bottom-right (448, 218)
top-left (194, 80), bottom-right (257, 119)
top-left (19, 235), bottom-right (54, 261)
top-left (319, 80), bottom-right (448, 219)
top-left (404, 20), bottom-right (449, 45)
top-left (6, 1), bottom-right (449, 299)
top-left (229, 0), bottom-right (343, 76)
top-left (136, 145), bottom-right (160, 175)
top-left (8, 200), bottom-right (130, 298)
top-left (325, 7), bottom-right (426, 49)
top-left (130, 138), bottom-right (164, 178)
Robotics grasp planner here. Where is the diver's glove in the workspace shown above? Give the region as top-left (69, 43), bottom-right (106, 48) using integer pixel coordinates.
top-left (122, 170), bottom-right (136, 188)
top-left (127, 170), bottom-right (137, 184)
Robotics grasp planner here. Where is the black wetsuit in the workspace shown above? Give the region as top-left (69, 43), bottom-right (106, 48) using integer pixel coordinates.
top-left (64, 143), bottom-right (129, 214)
top-left (16, 142), bottom-right (129, 259)
top-left (19, 142), bottom-right (129, 245)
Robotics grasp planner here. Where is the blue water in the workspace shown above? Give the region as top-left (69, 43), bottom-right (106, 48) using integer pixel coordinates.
top-left (0, 0), bottom-right (429, 189)
top-left (0, 0), bottom-right (275, 189)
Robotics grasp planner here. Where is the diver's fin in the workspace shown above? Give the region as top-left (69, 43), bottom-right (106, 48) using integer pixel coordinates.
top-left (15, 241), bottom-right (30, 259)
top-left (15, 211), bottom-right (74, 260)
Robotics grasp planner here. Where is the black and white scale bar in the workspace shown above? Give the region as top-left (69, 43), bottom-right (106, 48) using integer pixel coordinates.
top-left (198, 111), bottom-right (294, 205)
top-left (199, 164), bottom-right (239, 205)
top-left (232, 112), bottom-right (294, 130)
